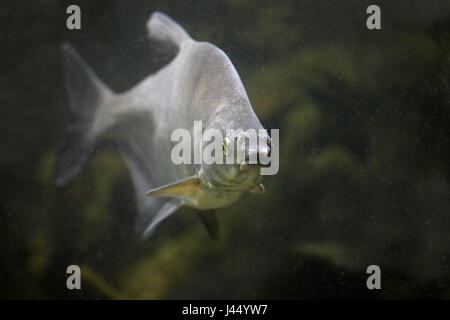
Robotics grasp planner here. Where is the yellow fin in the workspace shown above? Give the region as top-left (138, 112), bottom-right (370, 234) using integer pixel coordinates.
top-left (146, 175), bottom-right (203, 205)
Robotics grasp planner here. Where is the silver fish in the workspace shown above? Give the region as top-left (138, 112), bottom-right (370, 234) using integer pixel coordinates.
top-left (55, 12), bottom-right (271, 239)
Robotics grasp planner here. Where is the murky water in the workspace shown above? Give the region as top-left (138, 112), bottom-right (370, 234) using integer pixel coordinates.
top-left (1, 0), bottom-right (450, 299)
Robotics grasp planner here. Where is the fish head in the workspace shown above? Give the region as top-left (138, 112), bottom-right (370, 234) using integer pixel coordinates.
top-left (201, 120), bottom-right (271, 192)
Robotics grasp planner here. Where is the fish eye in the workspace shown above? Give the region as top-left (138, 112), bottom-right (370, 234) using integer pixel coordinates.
top-left (223, 137), bottom-right (231, 154)
top-left (223, 137), bottom-right (231, 148)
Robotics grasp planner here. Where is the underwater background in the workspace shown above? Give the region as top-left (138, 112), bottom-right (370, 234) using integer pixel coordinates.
top-left (1, 0), bottom-right (450, 299)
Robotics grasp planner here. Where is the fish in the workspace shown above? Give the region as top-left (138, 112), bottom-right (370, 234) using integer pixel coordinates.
top-left (54, 12), bottom-right (274, 239)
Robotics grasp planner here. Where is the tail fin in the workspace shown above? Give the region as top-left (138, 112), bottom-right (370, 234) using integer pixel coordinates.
top-left (54, 43), bottom-right (113, 186)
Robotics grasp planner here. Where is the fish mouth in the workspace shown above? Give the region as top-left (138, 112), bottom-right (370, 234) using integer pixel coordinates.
top-left (239, 162), bottom-right (270, 172)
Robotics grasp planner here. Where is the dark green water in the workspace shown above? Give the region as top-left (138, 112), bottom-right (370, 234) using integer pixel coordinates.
top-left (1, 0), bottom-right (449, 299)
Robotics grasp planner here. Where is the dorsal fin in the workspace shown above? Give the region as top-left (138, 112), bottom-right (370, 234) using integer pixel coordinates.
top-left (146, 12), bottom-right (192, 66)
top-left (147, 12), bottom-right (191, 47)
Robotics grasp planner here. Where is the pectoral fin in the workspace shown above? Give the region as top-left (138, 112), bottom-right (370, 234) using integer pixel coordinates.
top-left (249, 183), bottom-right (265, 194)
top-left (147, 174), bottom-right (203, 205)
top-left (196, 210), bottom-right (220, 241)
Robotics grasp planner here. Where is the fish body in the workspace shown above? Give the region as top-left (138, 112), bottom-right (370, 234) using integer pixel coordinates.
top-left (55, 12), bottom-right (270, 238)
